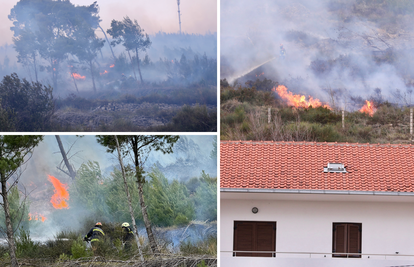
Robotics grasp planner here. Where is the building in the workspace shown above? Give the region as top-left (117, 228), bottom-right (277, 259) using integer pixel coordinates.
top-left (220, 140), bottom-right (414, 267)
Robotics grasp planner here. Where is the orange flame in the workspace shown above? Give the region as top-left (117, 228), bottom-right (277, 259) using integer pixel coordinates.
top-left (100, 70), bottom-right (108, 75)
top-left (110, 64), bottom-right (115, 68)
top-left (272, 85), bottom-right (331, 109)
top-left (28, 213), bottom-right (47, 222)
top-left (256, 72), bottom-right (264, 77)
top-left (359, 100), bottom-right (376, 116)
top-left (48, 175), bottom-right (69, 209)
top-left (71, 72), bottom-right (85, 80)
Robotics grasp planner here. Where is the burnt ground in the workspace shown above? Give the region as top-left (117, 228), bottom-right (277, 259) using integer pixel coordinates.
top-left (50, 85), bottom-right (217, 132)
top-left (53, 102), bottom-right (216, 132)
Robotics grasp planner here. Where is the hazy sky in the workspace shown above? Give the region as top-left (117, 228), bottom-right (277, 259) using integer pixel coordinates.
top-left (0, 0), bottom-right (217, 46)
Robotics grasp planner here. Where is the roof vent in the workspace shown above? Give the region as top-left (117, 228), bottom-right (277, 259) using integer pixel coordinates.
top-left (324, 163), bottom-right (346, 173)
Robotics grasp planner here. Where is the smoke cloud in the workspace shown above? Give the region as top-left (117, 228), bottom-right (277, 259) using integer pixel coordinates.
top-left (221, 0), bottom-right (414, 110)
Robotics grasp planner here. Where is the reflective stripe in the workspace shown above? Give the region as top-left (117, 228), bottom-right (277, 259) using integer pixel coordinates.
top-left (93, 228), bottom-right (105, 236)
top-left (91, 239), bottom-right (100, 242)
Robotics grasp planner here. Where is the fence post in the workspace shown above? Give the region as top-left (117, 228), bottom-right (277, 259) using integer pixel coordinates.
top-left (268, 107), bottom-right (271, 124)
top-left (410, 108), bottom-right (413, 141)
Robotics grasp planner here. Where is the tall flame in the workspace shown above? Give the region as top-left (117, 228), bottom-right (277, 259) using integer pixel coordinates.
top-left (359, 100), bottom-right (376, 116)
top-left (71, 73), bottom-right (85, 80)
top-left (272, 85), bottom-right (331, 109)
top-left (28, 213), bottom-right (47, 222)
top-left (48, 175), bottom-right (69, 209)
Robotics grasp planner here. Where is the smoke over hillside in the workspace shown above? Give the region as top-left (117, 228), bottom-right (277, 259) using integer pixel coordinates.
top-left (221, 0), bottom-right (414, 110)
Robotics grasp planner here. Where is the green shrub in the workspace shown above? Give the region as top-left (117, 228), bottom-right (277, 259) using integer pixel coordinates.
top-left (180, 235), bottom-right (217, 256)
top-left (71, 237), bottom-right (89, 259)
top-left (16, 228), bottom-right (38, 258)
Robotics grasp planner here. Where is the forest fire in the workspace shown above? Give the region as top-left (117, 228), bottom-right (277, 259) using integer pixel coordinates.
top-left (110, 64), bottom-right (115, 68)
top-left (256, 72), bottom-right (264, 77)
top-left (48, 175), bottom-right (69, 209)
top-left (360, 100), bottom-right (376, 116)
top-left (28, 213), bottom-right (46, 222)
top-left (272, 85), bottom-right (331, 109)
top-left (71, 72), bottom-right (85, 80)
top-left (100, 70), bottom-right (108, 75)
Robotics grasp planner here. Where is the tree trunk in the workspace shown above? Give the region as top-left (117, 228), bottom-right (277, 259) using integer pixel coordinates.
top-left (127, 51), bottom-right (138, 82)
top-left (137, 181), bottom-right (160, 255)
top-left (114, 135), bottom-right (144, 261)
top-left (52, 59), bottom-right (58, 91)
top-left (71, 73), bottom-right (79, 93)
top-left (131, 138), bottom-right (160, 256)
top-left (98, 25), bottom-right (116, 61)
top-left (55, 135), bottom-right (76, 180)
top-left (33, 52), bottom-right (38, 83)
top-left (135, 47), bottom-right (143, 84)
top-left (1, 172), bottom-right (19, 267)
top-left (89, 60), bottom-right (97, 93)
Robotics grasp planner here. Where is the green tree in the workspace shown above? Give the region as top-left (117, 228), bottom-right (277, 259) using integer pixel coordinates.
top-left (0, 73), bottom-right (54, 132)
top-left (97, 135), bottom-right (179, 255)
top-left (106, 168), bottom-right (141, 223)
top-left (210, 137), bottom-right (217, 168)
top-left (193, 172), bottom-right (217, 222)
top-left (0, 187), bottom-right (30, 233)
top-left (71, 161), bottom-right (109, 220)
top-left (107, 17), bottom-right (151, 85)
top-left (0, 135), bottom-right (43, 267)
top-left (147, 168), bottom-right (194, 226)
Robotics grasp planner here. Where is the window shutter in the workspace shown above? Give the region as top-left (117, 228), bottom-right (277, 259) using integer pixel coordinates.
top-left (234, 222), bottom-right (254, 256)
top-left (233, 221), bottom-right (276, 257)
top-left (256, 222), bottom-right (276, 257)
top-left (333, 223), bottom-right (347, 257)
top-left (333, 223), bottom-right (362, 258)
top-left (347, 224), bottom-right (361, 258)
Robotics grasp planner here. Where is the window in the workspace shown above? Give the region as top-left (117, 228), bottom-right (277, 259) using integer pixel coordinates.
top-left (332, 223), bottom-right (362, 258)
top-left (233, 221), bottom-right (276, 257)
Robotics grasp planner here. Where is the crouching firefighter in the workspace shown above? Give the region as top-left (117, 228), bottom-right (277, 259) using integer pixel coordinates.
top-left (84, 222), bottom-right (105, 254)
top-left (122, 222), bottom-right (134, 252)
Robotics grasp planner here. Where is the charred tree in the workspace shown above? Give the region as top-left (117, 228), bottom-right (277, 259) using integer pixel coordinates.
top-left (55, 135), bottom-right (77, 180)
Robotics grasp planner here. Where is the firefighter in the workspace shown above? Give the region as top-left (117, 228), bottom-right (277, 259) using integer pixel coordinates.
top-left (280, 44), bottom-right (286, 59)
top-left (122, 222), bottom-right (134, 252)
top-left (84, 222), bottom-right (105, 255)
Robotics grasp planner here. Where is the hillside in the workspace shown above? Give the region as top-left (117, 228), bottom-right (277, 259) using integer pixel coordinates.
top-left (221, 0), bottom-right (414, 143)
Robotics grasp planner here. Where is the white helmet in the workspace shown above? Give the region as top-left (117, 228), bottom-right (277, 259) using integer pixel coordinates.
top-left (122, 222), bottom-right (130, 227)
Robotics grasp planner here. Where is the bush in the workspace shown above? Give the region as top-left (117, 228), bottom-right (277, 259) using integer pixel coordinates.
top-left (0, 73), bottom-right (54, 131)
top-left (180, 235), bottom-right (217, 256)
top-left (16, 228), bottom-right (38, 258)
top-left (166, 105), bottom-right (216, 132)
top-left (71, 236), bottom-right (89, 259)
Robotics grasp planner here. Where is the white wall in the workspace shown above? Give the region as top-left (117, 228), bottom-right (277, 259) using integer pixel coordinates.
top-left (220, 193), bottom-right (414, 267)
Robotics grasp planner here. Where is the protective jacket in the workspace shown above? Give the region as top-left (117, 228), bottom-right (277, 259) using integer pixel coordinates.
top-left (85, 227), bottom-right (105, 242)
top-left (123, 226), bottom-right (134, 242)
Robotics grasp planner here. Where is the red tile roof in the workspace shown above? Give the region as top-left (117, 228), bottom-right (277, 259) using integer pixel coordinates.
top-left (220, 141), bottom-right (414, 192)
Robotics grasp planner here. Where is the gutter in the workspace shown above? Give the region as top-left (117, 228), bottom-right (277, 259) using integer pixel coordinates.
top-left (220, 188), bottom-right (414, 196)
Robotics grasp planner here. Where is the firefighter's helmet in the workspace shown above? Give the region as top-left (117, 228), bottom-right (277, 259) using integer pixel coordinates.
top-left (122, 222), bottom-right (130, 228)
top-left (95, 222), bottom-right (102, 227)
